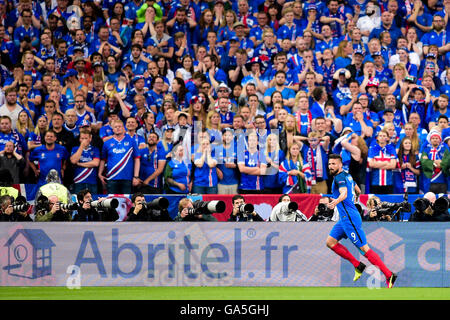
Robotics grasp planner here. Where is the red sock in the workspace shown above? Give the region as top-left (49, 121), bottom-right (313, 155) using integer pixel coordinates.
top-left (331, 243), bottom-right (360, 268)
top-left (364, 249), bottom-right (392, 279)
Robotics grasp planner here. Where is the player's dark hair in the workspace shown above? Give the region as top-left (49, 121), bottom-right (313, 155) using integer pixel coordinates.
top-left (328, 153), bottom-right (343, 163)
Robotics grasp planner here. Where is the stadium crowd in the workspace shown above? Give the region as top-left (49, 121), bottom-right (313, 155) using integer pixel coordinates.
top-left (0, 0), bottom-right (450, 198)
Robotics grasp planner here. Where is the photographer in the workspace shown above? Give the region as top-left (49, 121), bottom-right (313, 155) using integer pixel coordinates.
top-left (34, 195), bottom-right (72, 222)
top-left (0, 195), bottom-right (32, 222)
top-left (410, 192), bottom-right (450, 221)
top-left (269, 194), bottom-right (308, 222)
top-left (71, 189), bottom-right (118, 222)
top-left (310, 196), bottom-right (338, 221)
top-left (127, 193), bottom-right (172, 221)
top-left (174, 198), bottom-right (218, 222)
top-left (228, 194), bottom-right (264, 221)
top-left (364, 196), bottom-right (393, 221)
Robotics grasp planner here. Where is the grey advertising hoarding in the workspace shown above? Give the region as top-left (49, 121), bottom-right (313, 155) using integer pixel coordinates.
top-left (1, 222), bottom-right (449, 287)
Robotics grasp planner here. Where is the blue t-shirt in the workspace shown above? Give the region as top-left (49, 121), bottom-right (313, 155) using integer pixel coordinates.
top-left (101, 135), bottom-right (140, 181)
top-left (193, 145), bottom-right (218, 187)
top-left (71, 145), bottom-right (100, 185)
top-left (367, 143), bottom-right (397, 186)
top-left (30, 144), bottom-right (68, 184)
top-left (166, 158), bottom-right (191, 193)
top-left (237, 149), bottom-right (266, 191)
top-left (217, 144), bottom-right (239, 186)
top-left (139, 146), bottom-right (165, 189)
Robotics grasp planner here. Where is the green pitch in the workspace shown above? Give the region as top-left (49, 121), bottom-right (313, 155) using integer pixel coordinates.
top-left (0, 287), bottom-right (449, 300)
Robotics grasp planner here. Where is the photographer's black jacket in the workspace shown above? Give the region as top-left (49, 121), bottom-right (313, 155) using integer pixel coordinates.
top-left (409, 210), bottom-right (450, 222)
top-left (228, 212), bottom-right (264, 222)
top-left (127, 207), bottom-right (172, 221)
top-left (72, 208), bottom-right (100, 221)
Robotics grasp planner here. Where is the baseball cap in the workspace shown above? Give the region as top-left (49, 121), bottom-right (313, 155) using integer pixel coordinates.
top-left (354, 49), bottom-right (364, 56)
top-left (72, 46), bottom-right (84, 53)
top-left (132, 75), bottom-right (145, 83)
top-left (64, 68), bottom-right (78, 79)
top-left (371, 51), bottom-right (382, 57)
top-left (233, 21), bottom-right (245, 29)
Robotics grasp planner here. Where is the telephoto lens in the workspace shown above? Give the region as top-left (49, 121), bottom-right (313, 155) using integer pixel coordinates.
top-left (91, 198), bottom-right (119, 209)
top-left (239, 203), bottom-right (254, 214)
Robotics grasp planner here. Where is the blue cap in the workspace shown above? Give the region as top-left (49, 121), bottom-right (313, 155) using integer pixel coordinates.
top-left (371, 51), bottom-right (382, 57)
top-left (229, 35), bottom-right (239, 42)
top-left (354, 49), bottom-right (364, 56)
top-left (64, 69), bottom-right (78, 79)
top-left (305, 4), bottom-right (317, 12)
top-left (72, 46), bottom-right (84, 53)
top-left (132, 75), bottom-right (145, 83)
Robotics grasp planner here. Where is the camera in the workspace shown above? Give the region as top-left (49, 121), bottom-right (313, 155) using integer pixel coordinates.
top-left (141, 197), bottom-right (169, 210)
top-left (317, 203), bottom-right (334, 218)
top-left (35, 195), bottom-right (50, 212)
top-left (373, 193), bottom-right (411, 219)
top-left (90, 198), bottom-right (119, 209)
top-left (374, 200), bottom-right (411, 218)
top-left (432, 196), bottom-right (450, 214)
top-left (279, 202), bottom-right (298, 215)
top-left (239, 203), bottom-right (254, 214)
top-left (188, 200), bottom-right (226, 215)
top-left (413, 198), bottom-right (432, 213)
top-left (59, 203), bottom-right (79, 211)
top-left (12, 203), bottom-right (30, 212)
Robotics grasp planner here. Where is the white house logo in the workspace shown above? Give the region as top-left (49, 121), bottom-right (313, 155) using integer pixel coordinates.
top-left (3, 229), bottom-right (55, 279)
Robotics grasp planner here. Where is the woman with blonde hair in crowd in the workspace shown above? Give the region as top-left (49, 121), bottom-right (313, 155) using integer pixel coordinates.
top-left (205, 110), bottom-right (222, 155)
top-left (390, 63), bottom-right (410, 97)
top-left (28, 114), bottom-right (49, 151)
top-left (16, 109), bottom-right (34, 144)
top-left (397, 122), bottom-right (421, 152)
top-left (262, 133), bottom-right (285, 194)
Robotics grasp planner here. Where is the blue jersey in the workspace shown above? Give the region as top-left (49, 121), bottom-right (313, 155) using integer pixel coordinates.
top-left (127, 133), bottom-right (146, 149)
top-left (99, 125), bottom-right (113, 140)
top-left (368, 143), bottom-right (397, 186)
top-left (332, 170), bottom-right (359, 217)
top-left (166, 159), bottom-right (191, 194)
top-left (71, 145), bottom-right (100, 185)
top-left (101, 135), bottom-right (140, 181)
top-left (75, 110), bottom-right (96, 126)
top-left (238, 149), bottom-right (266, 191)
top-left (30, 144), bottom-right (68, 184)
top-left (217, 144), bottom-right (239, 186)
top-left (193, 145), bottom-right (218, 188)
top-left (139, 146), bottom-right (165, 189)
top-left (330, 170), bottom-right (367, 248)
top-left (0, 130), bottom-right (27, 155)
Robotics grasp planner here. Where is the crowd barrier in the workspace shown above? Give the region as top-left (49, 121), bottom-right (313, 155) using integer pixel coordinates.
top-left (1, 222), bottom-right (449, 287)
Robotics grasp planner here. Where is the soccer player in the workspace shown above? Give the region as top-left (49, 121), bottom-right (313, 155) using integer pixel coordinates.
top-left (326, 154), bottom-right (397, 288)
